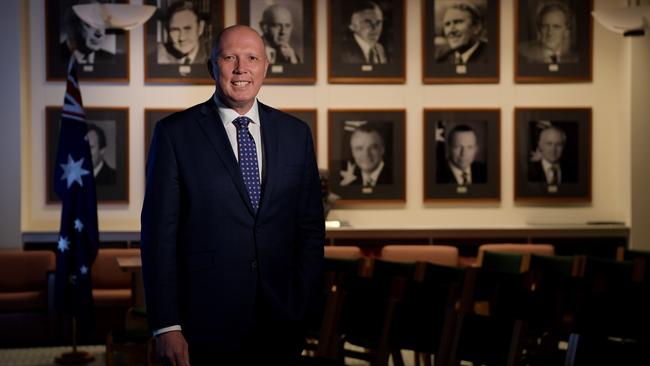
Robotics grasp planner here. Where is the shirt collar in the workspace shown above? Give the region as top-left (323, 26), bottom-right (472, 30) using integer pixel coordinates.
top-left (353, 33), bottom-right (376, 62)
top-left (455, 40), bottom-right (481, 64)
top-left (448, 162), bottom-right (471, 183)
top-left (361, 160), bottom-right (385, 185)
top-left (212, 94), bottom-right (261, 127)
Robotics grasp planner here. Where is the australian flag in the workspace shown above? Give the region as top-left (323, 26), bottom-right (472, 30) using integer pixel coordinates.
top-left (53, 57), bottom-right (99, 327)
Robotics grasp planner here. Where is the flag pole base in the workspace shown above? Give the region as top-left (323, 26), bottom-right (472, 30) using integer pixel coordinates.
top-left (54, 351), bottom-right (95, 364)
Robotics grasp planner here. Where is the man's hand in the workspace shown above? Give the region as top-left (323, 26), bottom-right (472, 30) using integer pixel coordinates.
top-left (277, 43), bottom-right (298, 64)
top-left (340, 161), bottom-right (358, 186)
top-left (156, 331), bottom-right (190, 366)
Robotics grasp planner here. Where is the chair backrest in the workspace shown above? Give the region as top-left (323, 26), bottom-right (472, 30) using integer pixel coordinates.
top-left (480, 251), bottom-right (525, 273)
top-left (380, 245), bottom-right (459, 267)
top-left (324, 245), bottom-right (363, 259)
top-left (0, 250), bottom-right (55, 291)
top-left (477, 243), bottom-right (555, 271)
top-left (92, 248), bottom-right (140, 289)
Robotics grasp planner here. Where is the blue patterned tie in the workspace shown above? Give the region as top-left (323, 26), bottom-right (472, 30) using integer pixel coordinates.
top-left (233, 116), bottom-right (261, 211)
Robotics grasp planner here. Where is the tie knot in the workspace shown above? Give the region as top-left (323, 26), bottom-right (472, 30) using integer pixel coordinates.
top-left (233, 117), bottom-right (251, 130)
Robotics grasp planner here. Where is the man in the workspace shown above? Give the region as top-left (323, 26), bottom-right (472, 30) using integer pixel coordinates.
top-left (156, 1), bottom-right (208, 64)
top-left (519, 2), bottom-right (578, 64)
top-left (528, 125), bottom-right (577, 184)
top-left (435, 2), bottom-right (487, 64)
top-left (141, 25), bottom-right (324, 365)
top-left (86, 123), bottom-right (116, 185)
top-left (259, 4), bottom-right (301, 64)
top-left (437, 124), bottom-right (487, 185)
top-left (340, 1), bottom-right (388, 64)
top-left (62, 3), bottom-right (114, 65)
top-left (340, 125), bottom-right (391, 187)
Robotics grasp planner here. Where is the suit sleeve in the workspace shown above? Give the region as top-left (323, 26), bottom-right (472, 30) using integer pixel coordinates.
top-left (295, 128), bottom-right (325, 323)
top-left (140, 122), bottom-right (182, 332)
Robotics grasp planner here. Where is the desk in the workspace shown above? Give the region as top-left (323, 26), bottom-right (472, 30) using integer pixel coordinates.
top-left (116, 256), bottom-right (144, 309)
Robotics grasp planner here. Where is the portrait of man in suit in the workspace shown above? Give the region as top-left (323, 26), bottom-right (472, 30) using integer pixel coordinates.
top-left (527, 122), bottom-right (577, 184)
top-left (340, 124), bottom-right (392, 187)
top-left (435, 1), bottom-right (488, 64)
top-left (141, 25), bottom-right (324, 365)
top-left (60, 1), bottom-right (116, 66)
top-left (156, 1), bottom-right (208, 65)
top-left (519, 1), bottom-right (578, 64)
top-left (436, 123), bottom-right (487, 185)
top-left (340, 1), bottom-right (389, 64)
top-left (86, 123), bottom-right (116, 186)
top-left (259, 3), bottom-right (301, 64)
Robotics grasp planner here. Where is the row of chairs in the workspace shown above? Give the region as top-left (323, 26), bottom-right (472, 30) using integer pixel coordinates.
top-left (303, 245), bottom-right (650, 366)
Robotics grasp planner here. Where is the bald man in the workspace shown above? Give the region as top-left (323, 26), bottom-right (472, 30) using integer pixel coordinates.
top-left (141, 25), bottom-right (324, 365)
top-left (259, 4), bottom-right (301, 64)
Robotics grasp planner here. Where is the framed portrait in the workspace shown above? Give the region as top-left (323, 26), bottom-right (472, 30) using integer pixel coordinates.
top-left (423, 109), bottom-right (500, 201)
top-left (514, 108), bottom-right (591, 202)
top-left (237, 0), bottom-right (316, 84)
top-left (515, 0), bottom-right (593, 83)
top-left (144, 0), bottom-right (224, 84)
top-left (46, 107), bottom-right (130, 204)
top-left (328, 109), bottom-right (406, 203)
top-left (144, 109), bottom-right (181, 163)
top-left (46, 0), bottom-right (129, 81)
top-left (282, 109), bottom-right (318, 152)
top-left (328, 0), bottom-right (406, 84)
top-left (422, 0), bottom-right (500, 84)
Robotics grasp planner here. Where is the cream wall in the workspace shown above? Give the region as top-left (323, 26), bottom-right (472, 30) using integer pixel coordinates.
top-left (20, 0), bottom-right (635, 238)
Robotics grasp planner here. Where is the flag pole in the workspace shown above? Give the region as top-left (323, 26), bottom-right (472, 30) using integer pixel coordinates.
top-left (55, 317), bottom-right (95, 364)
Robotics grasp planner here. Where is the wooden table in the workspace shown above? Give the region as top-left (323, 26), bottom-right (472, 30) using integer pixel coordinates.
top-left (116, 256), bottom-right (144, 309)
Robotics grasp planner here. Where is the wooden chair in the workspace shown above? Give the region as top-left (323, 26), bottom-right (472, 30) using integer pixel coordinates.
top-left (337, 258), bottom-right (417, 366)
top-left (477, 244), bottom-right (555, 271)
top-left (519, 254), bottom-right (582, 365)
top-left (564, 256), bottom-right (650, 365)
top-left (388, 262), bottom-right (466, 366)
top-left (324, 246), bottom-right (363, 259)
top-left (380, 245), bottom-right (459, 267)
top-left (447, 266), bottom-right (529, 366)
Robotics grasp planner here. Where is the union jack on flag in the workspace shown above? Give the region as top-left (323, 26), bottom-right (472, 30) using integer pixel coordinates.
top-left (53, 57), bottom-right (99, 327)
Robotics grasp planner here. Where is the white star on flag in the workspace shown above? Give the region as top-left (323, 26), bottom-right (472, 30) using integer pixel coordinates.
top-left (74, 219), bottom-right (84, 232)
top-left (58, 236), bottom-right (70, 252)
top-left (79, 265), bottom-right (89, 275)
top-left (60, 154), bottom-right (90, 188)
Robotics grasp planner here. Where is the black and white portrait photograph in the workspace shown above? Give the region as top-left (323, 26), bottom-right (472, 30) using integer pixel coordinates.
top-left (328, 110), bottom-right (405, 203)
top-left (423, 0), bottom-right (499, 83)
top-left (46, 0), bottom-right (129, 81)
top-left (238, 0), bottom-right (316, 83)
top-left (328, 0), bottom-right (406, 83)
top-left (515, 108), bottom-right (591, 202)
top-left (424, 109), bottom-right (500, 201)
top-left (283, 109), bottom-right (317, 152)
top-left (144, 0), bottom-right (224, 83)
top-left (515, 0), bottom-right (592, 82)
top-left (47, 107), bottom-right (129, 203)
top-left (144, 109), bottom-right (180, 163)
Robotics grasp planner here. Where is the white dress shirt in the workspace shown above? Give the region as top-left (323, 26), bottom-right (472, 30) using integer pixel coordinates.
top-left (448, 162), bottom-right (472, 184)
top-left (361, 161), bottom-right (385, 187)
top-left (541, 159), bottom-right (561, 184)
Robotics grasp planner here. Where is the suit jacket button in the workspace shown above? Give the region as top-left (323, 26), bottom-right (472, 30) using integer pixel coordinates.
top-left (251, 260), bottom-right (257, 270)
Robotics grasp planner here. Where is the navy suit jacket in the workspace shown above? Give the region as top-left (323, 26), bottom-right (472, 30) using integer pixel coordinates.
top-left (141, 100), bottom-right (324, 352)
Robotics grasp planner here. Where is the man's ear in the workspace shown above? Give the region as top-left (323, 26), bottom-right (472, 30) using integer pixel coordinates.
top-left (198, 20), bottom-right (206, 36)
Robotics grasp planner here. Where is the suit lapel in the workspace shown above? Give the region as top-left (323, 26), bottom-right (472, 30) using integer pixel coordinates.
top-left (258, 103), bottom-right (279, 217)
top-left (196, 101), bottom-right (256, 216)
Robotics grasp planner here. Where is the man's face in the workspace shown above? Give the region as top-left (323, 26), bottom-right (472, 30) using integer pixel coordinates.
top-left (350, 130), bottom-right (384, 174)
top-left (86, 130), bottom-right (103, 169)
top-left (212, 27), bottom-right (269, 114)
top-left (449, 131), bottom-right (478, 170)
top-left (442, 8), bottom-right (479, 51)
top-left (539, 10), bottom-right (569, 51)
top-left (81, 21), bottom-right (106, 52)
top-left (261, 7), bottom-right (293, 47)
top-left (537, 128), bottom-right (565, 164)
top-left (168, 9), bottom-right (205, 55)
top-left (349, 8), bottom-right (384, 45)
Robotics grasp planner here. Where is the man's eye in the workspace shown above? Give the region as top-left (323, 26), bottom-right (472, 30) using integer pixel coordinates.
top-left (248, 56), bottom-right (259, 62)
top-left (222, 56), bottom-right (235, 61)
